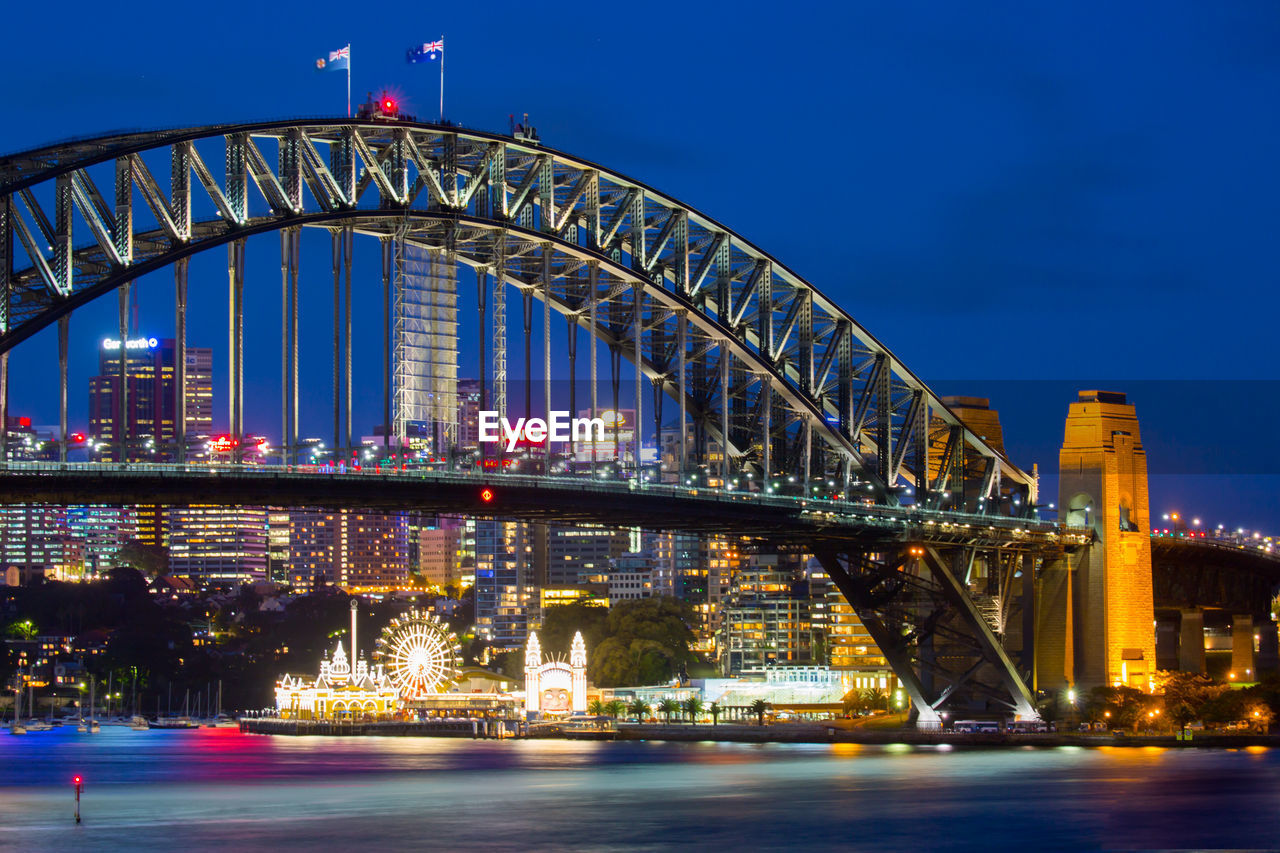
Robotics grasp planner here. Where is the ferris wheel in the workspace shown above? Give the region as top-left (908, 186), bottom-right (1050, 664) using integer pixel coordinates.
top-left (373, 610), bottom-right (462, 700)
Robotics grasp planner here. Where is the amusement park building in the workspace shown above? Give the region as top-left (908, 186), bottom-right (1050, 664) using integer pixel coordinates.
top-left (275, 642), bottom-right (398, 720)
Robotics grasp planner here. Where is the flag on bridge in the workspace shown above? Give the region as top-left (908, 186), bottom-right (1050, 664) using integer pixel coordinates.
top-left (316, 44), bottom-right (350, 71)
top-left (407, 40), bottom-right (444, 63)
top-left (407, 38), bottom-right (446, 122)
top-left (315, 45), bottom-right (352, 118)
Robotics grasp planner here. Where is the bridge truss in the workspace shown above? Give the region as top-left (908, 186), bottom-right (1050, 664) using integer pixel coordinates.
top-left (0, 120), bottom-right (1065, 722)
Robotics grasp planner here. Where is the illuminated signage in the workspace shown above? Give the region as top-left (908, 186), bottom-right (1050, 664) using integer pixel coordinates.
top-left (103, 337), bottom-right (158, 351)
top-left (478, 411), bottom-right (605, 452)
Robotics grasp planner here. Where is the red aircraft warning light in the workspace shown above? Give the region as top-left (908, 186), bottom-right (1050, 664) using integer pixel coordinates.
top-left (480, 488), bottom-right (495, 503)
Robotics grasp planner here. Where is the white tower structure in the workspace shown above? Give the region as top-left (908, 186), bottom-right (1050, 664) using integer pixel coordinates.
top-left (570, 631), bottom-right (588, 714)
top-left (394, 243), bottom-right (458, 454)
top-left (350, 598), bottom-right (358, 661)
top-left (524, 631), bottom-right (543, 714)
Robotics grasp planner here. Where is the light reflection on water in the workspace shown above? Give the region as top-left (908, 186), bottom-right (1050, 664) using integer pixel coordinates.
top-left (2, 728), bottom-right (1279, 851)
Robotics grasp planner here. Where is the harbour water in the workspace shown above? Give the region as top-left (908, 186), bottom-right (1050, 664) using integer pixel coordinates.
top-left (3, 727), bottom-right (1280, 851)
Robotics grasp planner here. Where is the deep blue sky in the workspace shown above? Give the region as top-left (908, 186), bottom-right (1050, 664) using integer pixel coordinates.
top-left (2, 1), bottom-right (1277, 530)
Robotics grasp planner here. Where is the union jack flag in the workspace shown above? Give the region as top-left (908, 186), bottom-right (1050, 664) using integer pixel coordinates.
top-left (407, 40), bottom-right (444, 63)
top-left (317, 44), bottom-right (350, 71)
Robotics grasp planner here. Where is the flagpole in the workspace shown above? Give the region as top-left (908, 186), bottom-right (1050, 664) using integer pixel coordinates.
top-left (347, 44), bottom-right (352, 118)
top-left (439, 37), bottom-right (445, 123)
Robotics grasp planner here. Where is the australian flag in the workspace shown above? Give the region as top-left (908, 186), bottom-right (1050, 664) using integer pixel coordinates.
top-left (407, 40), bottom-right (444, 63)
top-left (316, 44), bottom-right (350, 72)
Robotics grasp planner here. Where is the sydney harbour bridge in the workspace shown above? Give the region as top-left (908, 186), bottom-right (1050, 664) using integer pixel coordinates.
top-left (0, 117), bottom-right (1275, 725)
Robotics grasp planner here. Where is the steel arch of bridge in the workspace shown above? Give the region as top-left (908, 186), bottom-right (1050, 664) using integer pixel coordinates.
top-left (0, 119), bottom-right (1031, 510)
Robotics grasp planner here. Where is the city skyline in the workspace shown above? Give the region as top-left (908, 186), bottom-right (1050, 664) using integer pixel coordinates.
top-left (2, 2), bottom-right (1276, 528)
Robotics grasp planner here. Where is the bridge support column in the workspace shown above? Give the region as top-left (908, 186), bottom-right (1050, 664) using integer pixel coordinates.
top-left (343, 227), bottom-right (353, 465)
top-left (117, 281), bottom-right (130, 462)
top-left (477, 264), bottom-right (488, 468)
top-left (57, 314), bottom-right (68, 465)
top-left (588, 282), bottom-right (598, 476)
top-left (228, 240), bottom-right (244, 464)
top-left (566, 313), bottom-right (577, 462)
top-left (290, 229), bottom-right (299, 464)
top-left (1020, 552), bottom-right (1035, 674)
top-left (331, 229), bottom-right (341, 462)
top-left (381, 237), bottom-right (392, 458)
top-left (676, 310), bottom-right (686, 480)
top-left (633, 284), bottom-right (643, 481)
top-left (1034, 555), bottom-right (1072, 692)
top-left (0, 350), bottom-right (7, 465)
top-left (522, 287), bottom-right (532, 422)
top-left (543, 246), bottom-right (552, 475)
top-left (1178, 608), bottom-right (1205, 674)
top-left (1257, 621), bottom-right (1279, 676)
top-left (1232, 614), bottom-right (1255, 681)
top-left (1155, 612), bottom-right (1178, 671)
top-left (282, 229), bottom-right (299, 468)
top-left (175, 257), bottom-right (187, 464)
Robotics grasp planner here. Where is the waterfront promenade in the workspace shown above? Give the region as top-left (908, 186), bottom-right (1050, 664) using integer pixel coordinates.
top-left (238, 717), bottom-right (1279, 748)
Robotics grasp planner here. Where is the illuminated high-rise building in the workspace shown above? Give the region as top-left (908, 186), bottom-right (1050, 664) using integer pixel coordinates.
top-left (718, 553), bottom-right (813, 674)
top-left (87, 335), bottom-right (213, 460)
top-left (267, 510), bottom-right (291, 584)
top-left (418, 522), bottom-right (466, 588)
top-left (67, 506), bottom-right (137, 576)
top-left (545, 525), bottom-right (632, 586)
top-left (286, 509), bottom-right (410, 591)
top-left (474, 519), bottom-right (534, 649)
top-left (168, 506), bottom-right (268, 584)
top-left (0, 505), bottom-right (83, 582)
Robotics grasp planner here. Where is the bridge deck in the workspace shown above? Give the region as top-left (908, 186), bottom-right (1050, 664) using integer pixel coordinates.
top-left (0, 462), bottom-right (1080, 551)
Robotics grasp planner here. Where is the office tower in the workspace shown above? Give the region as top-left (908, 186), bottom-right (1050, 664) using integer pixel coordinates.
top-left (607, 553), bottom-right (655, 604)
top-left (88, 335), bottom-right (212, 459)
top-left (67, 505), bottom-right (137, 576)
top-left (286, 509), bottom-right (411, 591)
top-left (168, 506), bottom-right (268, 584)
top-left (545, 524), bottom-right (632, 586)
top-left (474, 519), bottom-right (534, 649)
top-left (718, 553), bottom-right (813, 675)
top-left (0, 505), bottom-right (82, 582)
top-left (267, 510), bottom-right (291, 584)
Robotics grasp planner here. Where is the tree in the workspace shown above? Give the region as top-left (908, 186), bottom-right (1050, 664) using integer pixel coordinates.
top-left (592, 638), bottom-right (673, 687)
top-left (683, 695), bottom-right (704, 724)
top-left (588, 699), bottom-right (605, 717)
top-left (540, 602), bottom-right (610, 659)
top-left (710, 701), bottom-right (721, 726)
top-left (750, 699), bottom-right (770, 726)
top-left (627, 698), bottom-right (650, 722)
top-left (604, 699), bottom-right (626, 719)
top-left (1154, 670), bottom-right (1227, 731)
top-left (114, 539), bottom-right (168, 578)
top-left (1086, 685), bottom-right (1148, 730)
top-left (1201, 689), bottom-right (1247, 728)
top-left (1246, 700), bottom-right (1274, 732)
top-left (5, 619), bottom-right (37, 641)
top-left (657, 698), bottom-right (681, 724)
top-left (585, 597), bottom-right (698, 687)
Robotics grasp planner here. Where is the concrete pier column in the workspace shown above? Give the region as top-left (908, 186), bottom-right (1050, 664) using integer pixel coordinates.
top-left (1155, 613), bottom-right (1178, 671)
top-left (1178, 609), bottom-right (1206, 674)
top-left (1257, 621), bottom-right (1279, 676)
top-left (1231, 614), bottom-right (1255, 681)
